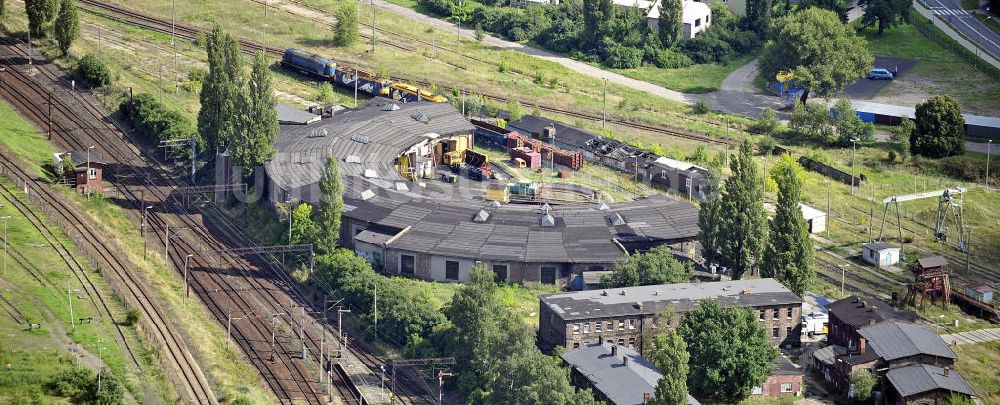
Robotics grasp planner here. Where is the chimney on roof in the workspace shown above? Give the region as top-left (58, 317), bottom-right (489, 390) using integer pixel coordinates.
top-left (944, 367), bottom-right (950, 377)
top-left (859, 338), bottom-right (867, 354)
top-left (599, 336), bottom-right (604, 345)
top-left (611, 345), bottom-right (618, 356)
top-left (623, 355), bottom-right (630, 366)
top-left (620, 290), bottom-right (627, 296)
top-left (854, 296), bottom-right (860, 303)
top-left (861, 300), bottom-right (867, 308)
top-left (643, 392), bottom-right (651, 405)
top-left (741, 288), bottom-right (753, 295)
top-left (869, 318), bottom-right (876, 326)
top-left (601, 290), bottom-right (608, 296)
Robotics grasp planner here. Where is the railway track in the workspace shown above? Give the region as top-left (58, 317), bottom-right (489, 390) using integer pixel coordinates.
top-left (0, 178), bottom-right (146, 370)
top-left (0, 40), bottom-right (338, 404)
top-left (0, 69), bottom-right (217, 403)
top-left (0, 34), bottom-right (437, 404)
top-left (77, 0), bottom-right (741, 148)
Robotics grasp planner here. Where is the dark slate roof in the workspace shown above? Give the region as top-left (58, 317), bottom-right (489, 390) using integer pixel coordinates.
top-left (813, 345), bottom-right (847, 366)
top-left (275, 103), bottom-right (321, 125)
top-left (862, 241), bottom-right (896, 252)
top-left (344, 190), bottom-right (698, 263)
top-left (265, 98), bottom-right (475, 192)
top-left (918, 256), bottom-right (948, 269)
top-left (827, 296), bottom-right (916, 328)
top-left (887, 364), bottom-right (976, 398)
top-left (858, 321), bottom-right (956, 362)
top-left (772, 355), bottom-right (804, 375)
top-left (542, 279), bottom-right (802, 321)
top-left (66, 150), bottom-right (107, 166)
top-left (561, 343), bottom-right (700, 405)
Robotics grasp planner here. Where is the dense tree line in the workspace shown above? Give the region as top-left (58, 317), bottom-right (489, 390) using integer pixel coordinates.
top-left (119, 93), bottom-right (199, 157)
top-left (600, 246), bottom-right (693, 288)
top-left (418, 0), bottom-right (761, 69)
top-left (198, 26), bottom-right (278, 169)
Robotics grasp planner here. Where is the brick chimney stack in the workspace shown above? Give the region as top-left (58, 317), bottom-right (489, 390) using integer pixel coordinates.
top-left (944, 367), bottom-right (950, 377)
top-left (643, 392), bottom-right (651, 404)
top-left (611, 345), bottom-right (618, 356)
top-left (859, 338), bottom-right (867, 354)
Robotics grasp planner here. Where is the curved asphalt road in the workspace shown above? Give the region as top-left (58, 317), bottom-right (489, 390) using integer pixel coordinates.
top-left (924, 0), bottom-right (1000, 61)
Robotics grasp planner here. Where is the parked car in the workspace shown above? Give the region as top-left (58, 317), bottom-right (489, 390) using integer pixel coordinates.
top-left (866, 68), bottom-right (894, 80)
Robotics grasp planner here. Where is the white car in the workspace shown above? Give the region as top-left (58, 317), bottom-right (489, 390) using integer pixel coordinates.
top-left (801, 311), bottom-right (829, 336)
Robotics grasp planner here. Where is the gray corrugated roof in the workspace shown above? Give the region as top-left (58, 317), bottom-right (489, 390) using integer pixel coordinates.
top-left (561, 343), bottom-right (700, 405)
top-left (827, 296), bottom-right (916, 328)
top-left (275, 104), bottom-right (320, 125)
top-left (542, 279), bottom-right (802, 321)
top-left (886, 364), bottom-right (976, 398)
top-left (812, 344), bottom-right (847, 366)
top-left (862, 242), bottom-right (896, 251)
top-left (918, 256), bottom-right (948, 269)
top-left (858, 321), bottom-right (955, 361)
top-left (265, 98), bottom-right (474, 191)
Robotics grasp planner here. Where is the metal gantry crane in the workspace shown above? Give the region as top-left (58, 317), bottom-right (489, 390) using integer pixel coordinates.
top-left (878, 187), bottom-right (966, 251)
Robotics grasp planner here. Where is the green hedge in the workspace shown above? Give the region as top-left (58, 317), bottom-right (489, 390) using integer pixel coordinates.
top-left (75, 54), bottom-right (112, 87)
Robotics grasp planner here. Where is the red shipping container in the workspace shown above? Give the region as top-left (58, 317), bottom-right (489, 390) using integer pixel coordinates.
top-left (511, 147), bottom-right (541, 168)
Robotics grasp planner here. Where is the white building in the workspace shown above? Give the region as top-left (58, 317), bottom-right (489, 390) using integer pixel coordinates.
top-left (646, 0), bottom-right (713, 39)
top-left (799, 203), bottom-right (827, 235)
top-left (862, 242), bottom-right (901, 268)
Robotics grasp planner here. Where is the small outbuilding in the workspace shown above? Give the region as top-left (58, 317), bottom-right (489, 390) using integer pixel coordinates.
top-left (799, 203), bottom-right (826, 234)
top-left (56, 150), bottom-right (106, 195)
top-left (886, 364), bottom-right (977, 405)
top-left (862, 241), bottom-right (901, 268)
top-left (964, 284), bottom-right (993, 304)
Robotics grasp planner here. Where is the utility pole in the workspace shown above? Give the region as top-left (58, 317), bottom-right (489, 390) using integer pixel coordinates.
top-left (602, 78), bottom-right (608, 129)
top-left (354, 65), bottom-right (359, 108)
top-left (183, 254), bottom-right (193, 302)
top-left (986, 140), bottom-right (992, 192)
top-left (67, 282), bottom-right (78, 331)
top-left (337, 306), bottom-right (351, 358)
top-left (373, 283), bottom-right (378, 336)
top-left (826, 181), bottom-right (831, 239)
top-left (840, 264), bottom-right (850, 296)
top-left (97, 345), bottom-right (107, 394)
top-left (437, 370), bottom-right (453, 405)
top-left (850, 138), bottom-right (859, 195)
top-left (270, 309), bottom-right (286, 361)
top-left (141, 205), bottom-right (152, 260)
top-left (371, 0), bottom-right (376, 53)
top-left (172, 0), bottom-right (178, 93)
top-left (86, 146), bottom-right (95, 195)
top-left (1, 215), bottom-right (9, 275)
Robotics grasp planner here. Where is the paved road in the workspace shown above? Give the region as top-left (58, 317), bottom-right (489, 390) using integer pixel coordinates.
top-left (940, 327), bottom-right (1000, 345)
top-left (924, 0), bottom-right (1000, 62)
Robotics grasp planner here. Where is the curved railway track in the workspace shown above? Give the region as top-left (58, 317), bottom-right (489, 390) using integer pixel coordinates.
top-left (78, 0), bottom-right (740, 148)
top-left (0, 62), bottom-right (217, 404)
top-left (0, 177), bottom-right (144, 370)
top-left (1, 34), bottom-right (436, 404)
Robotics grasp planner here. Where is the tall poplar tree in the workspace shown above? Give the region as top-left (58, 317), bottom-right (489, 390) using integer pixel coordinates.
top-left (582, 0), bottom-right (614, 48)
top-left (24, 0), bottom-right (58, 37)
top-left (53, 0), bottom-right (78, 56)
top-left (657, 0), bottom-right (683, 48)
top-left (233, 52), bottom-right (278, 169)
top-left (317, 156), bottom-right (344, 253)
top-left (697, 167), bottom-right (722, 266)
top-left (198, 25), bottom-right (244, 153)
top-left (762, 154), bottom-right (814, 296)
top-left (743, 0), bottom-right (771, 37)
top-left (718, 141), bottom-right (767, 279)
top-left (649, 328), bottom-right (689, 405)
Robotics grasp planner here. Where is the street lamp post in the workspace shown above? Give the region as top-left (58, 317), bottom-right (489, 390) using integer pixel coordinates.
top-left (86, 146), bottom-right (95, 195)
top-left (97, 346), bottom-right (107, 394)
top-left (840, 264), bottom-right (850, 296)
top-left (67, 283), bottom-right (80, 331)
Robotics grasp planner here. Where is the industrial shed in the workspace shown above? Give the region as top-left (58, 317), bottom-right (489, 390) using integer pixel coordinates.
top-left (850, 101), bottom-right (1000, 139)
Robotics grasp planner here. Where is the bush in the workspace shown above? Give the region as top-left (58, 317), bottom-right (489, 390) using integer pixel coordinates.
top-left (757, 136), bottom-right (777, 155)
top-left (789, 101), bottom-right (834, 142)
top-left (603, 43), bottom-right (644, 69)
top-left (46, 367), bottom-right (94, 401)
top-left (119, 93), bottom-right (199, 154)
top-left (751, 108), bottom-right (778, 135)
top-left (653, 49), bottom-right (694, 69)
top-left (678, 33), bottom-right (734, 64)
top-left (75, 54), bottom-right (112, 87)
top-left (123, 308), bottom-right (141, 327)
top-left (692, 101), bottom-right (710, 114)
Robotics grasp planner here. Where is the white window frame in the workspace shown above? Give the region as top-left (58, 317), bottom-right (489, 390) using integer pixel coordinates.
top-left (781, 382), bottom-right (793, 393)
top-left (572, 323), bottom-right (580, 334)
top-left (583, 323), bottom-right (591, 334)
top-left (88, 168), bottom-right (98, 180)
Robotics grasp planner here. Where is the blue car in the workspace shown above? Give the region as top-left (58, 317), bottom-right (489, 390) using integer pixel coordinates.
top-left (866, 68), bottom-right (894, 80)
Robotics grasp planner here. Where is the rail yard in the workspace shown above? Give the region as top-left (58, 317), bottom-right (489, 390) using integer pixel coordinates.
top-left (0, 0), bottom-right (997, 403)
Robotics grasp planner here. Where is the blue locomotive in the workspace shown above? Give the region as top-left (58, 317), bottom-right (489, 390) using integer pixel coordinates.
top-left (280, 48), bottom-right (446, 103)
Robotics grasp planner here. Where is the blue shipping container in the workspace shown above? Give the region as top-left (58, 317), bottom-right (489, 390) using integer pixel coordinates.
top-left (856, 111), bottom-right (876, 123)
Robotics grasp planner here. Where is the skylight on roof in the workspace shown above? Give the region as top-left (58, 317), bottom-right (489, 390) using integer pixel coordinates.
top-left (361, 189), bottom-right (375, 201)
top-left (541, 213), bottom-right (555, 227)
top-left (351, 134), bottom-right (370, 144)
top-left (307, 128), bottom-right (329, 138)
top-left (345, 155), bottom-right (362, 164)
top-left (411, 110), bottom-right (430, 124)
top-left (474, 209), bottom-right (490, 223)
top-left (609, 212), bottom-right (626, 226)
top-left (363, 169), bottom-right (379, 178)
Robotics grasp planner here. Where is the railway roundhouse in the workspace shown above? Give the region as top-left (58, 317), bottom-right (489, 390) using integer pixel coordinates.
top-left (264, 98), bottom-right (700, 287)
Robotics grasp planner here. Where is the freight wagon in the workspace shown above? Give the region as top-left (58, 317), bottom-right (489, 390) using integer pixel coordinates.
top-left (280, 48), bottom-right (448, 103)
top-left (334, 69), bottom-right (392, 97)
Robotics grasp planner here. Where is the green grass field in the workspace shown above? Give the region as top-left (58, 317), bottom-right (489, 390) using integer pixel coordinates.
top-left (954, 341), bottom-right (1000, 403)
top-left (615, 53), bottom-right (759, 94)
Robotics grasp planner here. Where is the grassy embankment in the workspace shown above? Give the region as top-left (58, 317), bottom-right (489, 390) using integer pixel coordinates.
top-left (0, 101), bottom-right (171, 402)
top-left (0, 96), bottom-right (275, 402)
top-left (87, 0), bottom-right (759, 143)
top-left (954, 341), bottom-right (1000, 404)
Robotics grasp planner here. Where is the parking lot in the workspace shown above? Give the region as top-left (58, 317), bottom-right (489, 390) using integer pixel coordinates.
top-left (841, 55), bottom-right (918, 99)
